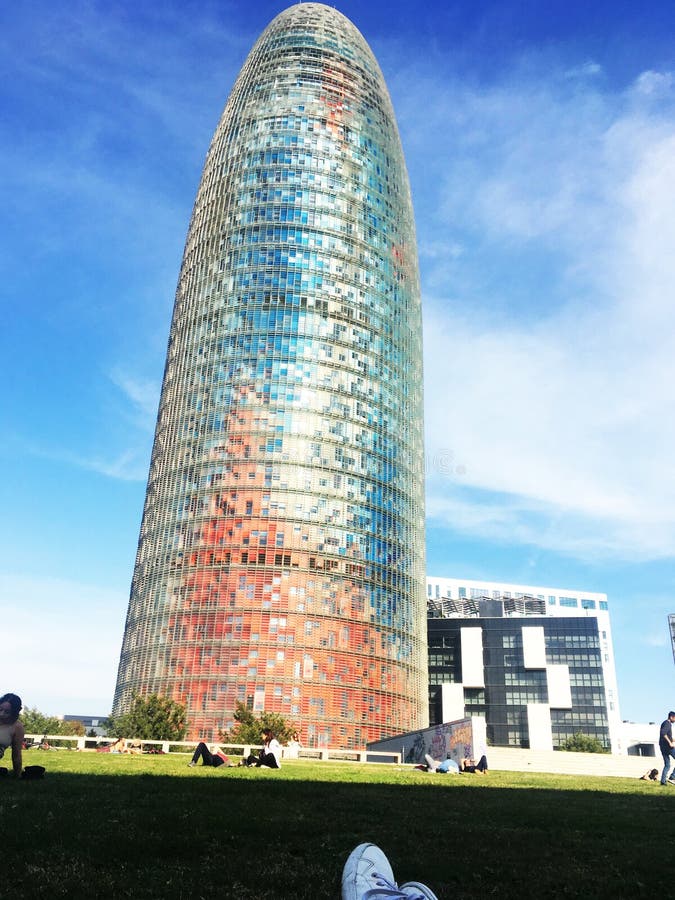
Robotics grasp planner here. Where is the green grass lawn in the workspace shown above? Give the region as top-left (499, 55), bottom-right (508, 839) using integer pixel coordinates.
top-left (3, 751), bottom-right (672, 898)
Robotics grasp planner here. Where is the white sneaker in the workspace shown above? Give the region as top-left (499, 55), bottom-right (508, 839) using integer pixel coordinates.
top-left (342, 843), bottom-right (395, 900)
top-left (188, 762), bottom-right (196, 767)
top-left (341, 843), bottom-right (438, 900)
top-left (400, 881), bottom-right (439, 899)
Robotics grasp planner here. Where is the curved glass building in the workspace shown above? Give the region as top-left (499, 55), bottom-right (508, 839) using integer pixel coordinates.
top-left (113, 2), bottom-right (426, 747)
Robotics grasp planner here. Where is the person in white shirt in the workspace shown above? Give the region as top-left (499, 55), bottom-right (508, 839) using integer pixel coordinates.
top-left (245, 728), bottom-right (281, 769)
top-left (284, 731), bottom-right (302, 759)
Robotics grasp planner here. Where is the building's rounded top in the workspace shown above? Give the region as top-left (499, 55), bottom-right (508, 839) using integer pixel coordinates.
top-left (265, 2), bottom-right (363, 34)
top-left (253, 2), bottom-right (383, 83)
top-left (272, 2), bottom-right (360, 27)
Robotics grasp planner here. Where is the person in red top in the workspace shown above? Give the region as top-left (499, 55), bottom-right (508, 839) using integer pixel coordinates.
top-left (188, 742), bottom-right (231, 768)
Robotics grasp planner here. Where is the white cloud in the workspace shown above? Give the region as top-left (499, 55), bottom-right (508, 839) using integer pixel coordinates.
top-left (109, 369), bottom-right (161, 425)
top-left (69, 449), bottom-right (151, 481)
top-left (419, 68), bottom-right (675, 560)
top-left (19, 440), bottom-right (150, 482)
top-left (632, 70), bottom-right (674, 97)
top-left (564, 61), bottom-right (603, 80)
top-left (643, 632), bottom-right (669, 648)
top-left (0, 574), bottom-right (127, 715)
top-left (418, 239), bottom-right (464, 261)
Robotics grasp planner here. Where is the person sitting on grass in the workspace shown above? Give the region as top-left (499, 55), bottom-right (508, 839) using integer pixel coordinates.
top-left (459, 755), bottom-right (489, 774)
top-left (244, 728), bottom-right (281, 769)
top-left (284, 730), bottom-right (302, 759)
top-left (0, 692), bottom-right (25, 778)
top-left (188, 742), bottom-right (232, 768)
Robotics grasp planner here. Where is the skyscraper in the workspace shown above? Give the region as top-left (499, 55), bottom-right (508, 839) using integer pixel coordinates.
top-left (113, 2), bottom-right (426, 748)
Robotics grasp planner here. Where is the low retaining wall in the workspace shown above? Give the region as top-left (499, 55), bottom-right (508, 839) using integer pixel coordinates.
top-left (488, 746), bottom-right (656, 779)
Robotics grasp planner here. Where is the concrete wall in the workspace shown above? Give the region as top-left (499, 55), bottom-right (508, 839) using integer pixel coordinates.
top-left (368, 718), bottom-right (486, 765)
top-left (488, 746), bottom-right (659, 779)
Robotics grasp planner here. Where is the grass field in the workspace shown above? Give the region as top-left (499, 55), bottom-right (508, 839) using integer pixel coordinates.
top-left (3, 751), bottom-right (672, 898)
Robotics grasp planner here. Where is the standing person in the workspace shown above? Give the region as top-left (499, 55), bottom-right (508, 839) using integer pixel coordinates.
top-left (245, 728), bottom-right (281, 768)
top-left (188, 742), bottom-right (231, 768)
top-left (659, 711), bottom-right (675, 785)
top-left (0, 693), bottom-right (25, 778)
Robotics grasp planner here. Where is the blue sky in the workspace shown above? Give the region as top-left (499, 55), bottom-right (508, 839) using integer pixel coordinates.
top-left (2, 0), bottom-right (675, 725)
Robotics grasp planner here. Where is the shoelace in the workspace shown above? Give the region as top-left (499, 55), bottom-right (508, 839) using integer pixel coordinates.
top-left (362, 871), bottom-right (424, 900)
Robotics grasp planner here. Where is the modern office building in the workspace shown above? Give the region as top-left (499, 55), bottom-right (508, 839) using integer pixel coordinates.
top-left (62, 715), bottom-right (109, 737)
top-left (426, 577), bottom-right (621, 752)
top-left (113, 3), bottom-right (427, 747)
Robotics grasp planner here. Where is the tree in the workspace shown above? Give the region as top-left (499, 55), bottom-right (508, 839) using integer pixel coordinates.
top-left (21, 707), bottom-right (85, 736)
top-left (220, 701), bottom-right (296, 745)
top-left (21, 706), bottom-right (59, 735)
top-left (559, 733), bottom-right (608, 754)
top-left (107, 694), bottom-right (187, 741)
top-left (65, 719), bottom-right (86, 736)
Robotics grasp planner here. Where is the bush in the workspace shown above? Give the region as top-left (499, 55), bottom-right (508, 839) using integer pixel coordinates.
top-left (220, 702), bottom-right (296, 745)
top-left (107, 694), bottom-right (187, 741)
top-left (22, 707), bottom-right (86, 736)
top-left (559, 733), bottom-right (608, 753)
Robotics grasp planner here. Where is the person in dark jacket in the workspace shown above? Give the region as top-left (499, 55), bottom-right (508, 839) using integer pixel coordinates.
top-left (658, 711), bottom-right (675, 785)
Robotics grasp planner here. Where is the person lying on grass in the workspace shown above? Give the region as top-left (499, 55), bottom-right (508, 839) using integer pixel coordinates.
top-left (422, 753), bottom-right (459, 774)
top-left (459, 755), bottom-right (489, 774)
top-left (107, 738), bottom-right (142, 755)
top-left (0, 693), bottom-right (25, 778)
top-left (188, 742), bottom-right (232, 768)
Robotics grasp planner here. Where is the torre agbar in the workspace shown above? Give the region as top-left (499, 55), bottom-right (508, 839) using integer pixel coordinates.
top-left (113, 3), bottom-right (427, 747)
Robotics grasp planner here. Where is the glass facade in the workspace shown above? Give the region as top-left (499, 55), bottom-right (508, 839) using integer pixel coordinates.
top-left (113, 3), bottom-right (427, 747)
top-left (428, 617), bottom-right (610, 750)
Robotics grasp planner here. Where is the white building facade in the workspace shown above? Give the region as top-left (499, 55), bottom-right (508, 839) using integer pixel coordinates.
top-left (426, 576), bottom-right (623, 753)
